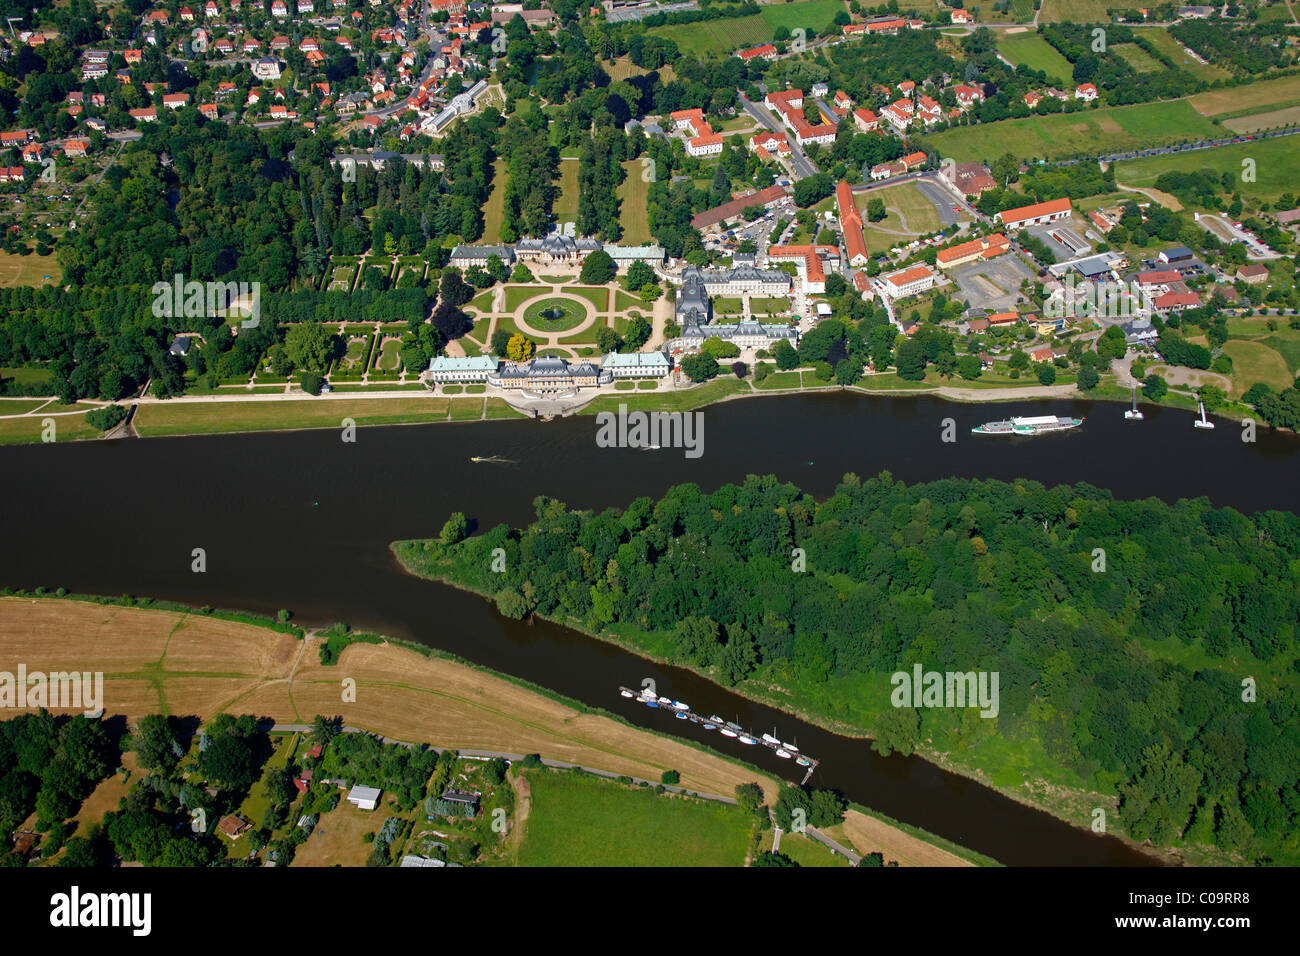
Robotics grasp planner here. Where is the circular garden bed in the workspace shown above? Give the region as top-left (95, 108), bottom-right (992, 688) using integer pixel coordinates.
top-left (521, 297), bottom-right (589, 333)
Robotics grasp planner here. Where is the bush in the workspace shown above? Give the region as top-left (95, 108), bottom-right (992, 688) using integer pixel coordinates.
top-left (661, 769), bottom-right (680, 785)
top-left (85, 405), bottom-right (128, 432)
top-left (300, 371), bottom-right (325, 395)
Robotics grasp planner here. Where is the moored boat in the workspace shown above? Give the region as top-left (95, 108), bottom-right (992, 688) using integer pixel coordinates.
top-left (718, 726), bottom-right (738, 738)
top-left (775, 748), bottom-right (792, 759)
top-left (972, 414), bottom-right (1083, 436)
top-left (738, 735), bottom-right (758, 745)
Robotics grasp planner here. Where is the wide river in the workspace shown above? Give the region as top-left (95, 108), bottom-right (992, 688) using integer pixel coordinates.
top-left (1, 392), bottom-right (1295, 865)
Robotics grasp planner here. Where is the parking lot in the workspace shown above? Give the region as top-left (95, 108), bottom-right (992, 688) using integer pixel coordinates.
top-left (948, 254), bottom-right (1035, 312)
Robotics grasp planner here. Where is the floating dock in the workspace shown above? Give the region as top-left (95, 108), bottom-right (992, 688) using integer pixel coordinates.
top-left (619, 685), bottom-right (820, 784)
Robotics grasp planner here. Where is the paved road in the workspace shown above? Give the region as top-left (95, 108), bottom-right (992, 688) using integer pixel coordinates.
top-left (737, 93), bottom-right (817, 180)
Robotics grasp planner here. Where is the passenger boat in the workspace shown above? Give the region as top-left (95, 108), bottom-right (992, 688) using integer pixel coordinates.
top-left (972, 414), bottom-right (1084, 436)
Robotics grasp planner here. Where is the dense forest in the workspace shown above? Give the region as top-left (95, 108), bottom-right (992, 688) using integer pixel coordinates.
top-left (398, 474), bottom-right (1300, 862)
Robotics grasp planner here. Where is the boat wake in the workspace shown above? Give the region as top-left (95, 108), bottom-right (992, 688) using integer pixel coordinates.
top-left (469, 456), bottom-right (516, 464)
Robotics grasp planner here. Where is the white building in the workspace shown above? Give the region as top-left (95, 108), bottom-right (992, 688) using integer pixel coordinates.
top-left (880, 264), bottom-right (940, 299)
top-left (347, 785), bottom-right (382, 811)
top-left (602, 351), bottom-right (673, 378)
top-left (427, 355), bottom-right (501, 383)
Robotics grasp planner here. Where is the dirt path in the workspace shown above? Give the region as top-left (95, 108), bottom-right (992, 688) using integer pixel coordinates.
top-left (932, 382), bottom-right (1080, 401)
top-left (827, 809), bottom-right (974, 867)
top-left (1112, 179), bottom-right (1184, 212)
top-left (506, 772), bottom-right (532, 864)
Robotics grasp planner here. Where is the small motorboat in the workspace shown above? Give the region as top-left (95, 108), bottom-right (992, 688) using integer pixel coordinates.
top-left (795, 756), bottom-right (812, 767)
top-left (657, 696), bottom-right (672, 705)
top-left (619, 689), bottom-right (635, 698)
top-left (775, 749), bottom-right (792, 759)
top-left (674, 712), bottom-right (688, 720)
top-left (761, 733), bottom-right (781, 746)
top-left (783, 742), bottom-right (799, 753)
top-left (671, 701), bottom-right (689, 711)
top-left (701, 723), bottom-right (716, 731)
top-left (738, 735), bottom-right (758, 745)
top-left (645, 700), bottom-right (659, 708)
top-left (719, 726), bottom-right (738, 738)
top-left (708, 715), bottom-right (725, 724)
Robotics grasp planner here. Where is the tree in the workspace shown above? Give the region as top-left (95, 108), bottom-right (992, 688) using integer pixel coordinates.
top-left (866, 197), bottom-right (887, 222)
top-left (439, 270), bottom-right (473, 308)
top-left (835, 358), bottom-right (862, 385)
top-left (752, 851), bottom-right (798, 867)
top-left (773, 339), bottom-right (800, 371)
top-left (661, 770), bottom-right (680, 785)
top-left (579, 249), bottom-right (616, 284)
top-left (624, 260), bottom-right (655, 290)
top-left (506, 332), bottom-right (535, 362)
top-left (735, 783), bottom-right (765, 814)
top-left (595, 325), bottom-right (622, 353)
top-left (491, 327), bottom-right (513, 356)
top-left (958, 354), bottom-right (983, 380)
top-left (510, 262), bottom-right (534, 283)
top-left (131, 715), bottom-right (179, 773)
top-left (895, 339), bottom-right (927, 381)
top-left (1077, 364), bottom-right (1099, 391)
top-left (680, 352), bottom-right (720, 382)
top-left (440, 511), bottom-right (468, 545)
top-left (300, 371), bottom-right (325, 395)
top-left (1142, 373), bottom-right (1167, 401)
top-left (1035, 363), bottom-right (1057, 386)
top-left (285, 323), bottom-right (333, 371)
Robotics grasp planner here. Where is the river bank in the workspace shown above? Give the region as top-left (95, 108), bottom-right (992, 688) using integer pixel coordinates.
top-left (390, 540), bottom-right (1188, 868)
top-left (0, 372), bottom-right (1272, 446)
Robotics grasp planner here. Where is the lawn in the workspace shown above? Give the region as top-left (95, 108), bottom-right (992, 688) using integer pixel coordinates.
top-left (482, 159), bottom-right (509, 243)
top-left (776, 831), bottom-right (851, 867)
top-left (750, 296), bottom-right (791, 315)
top-left (1112, 43), bottom-right (1162, 74)
top-left (1038, 0), bottom-right (1119, 22)
top-left (1, 366), bottom-right (54, 389)
top-left (554, 158), bottom-right (580, 221)
top-left (1189, 73), bottom-right (1300, 117)
top-left (617, 160), bottom-right (652, 245)
top-left (522, 296), bottom-right (589, 333)
top-left (1137, 27), bottom-right (1234, 84)
top-left (1259, 330), bottom-right (1300, 374)
top-left (374, 337), bottom-right (402, 371)
top-left (0, 250), bottom-right (61, 287)
top-left (513, 769), bottom-right (751, 867)
top-left (582, 377), bottom-right (749, 415)
top-left (504, 284), bottom-right (549, 312)
top-left (759, 0), bottom-right (846, 33)
top-left (568, 285), bottom-right (609, 313)
top-left (1221, 339), bottom-right (1293, 396)
top-left (1113, 136), bottom-right (1299, 201)
top-left (996, 34), bottom-right (1075, 84)
top-left (471, 289), bottom-right (496, 312)
top-left (1223, 106), bottom-right (1300, 134)
top-left (756, 370), bottom-right (803, 389)
top-left (613, 290), bottom-right (644, 312)
top-left (133, 397), bottom-right (452, 436)
top-left (930, 100), bottom-right (1223, 163)
top-left (0, 411), bottom-right (100, 444)
top-left (647, 14), bottom-right (771, 57)
top-left (714, 296), bottom-right (745, 315)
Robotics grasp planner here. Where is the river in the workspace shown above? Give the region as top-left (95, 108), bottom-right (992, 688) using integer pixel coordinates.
top-left (1, 391), bottom-right (1295, 865)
